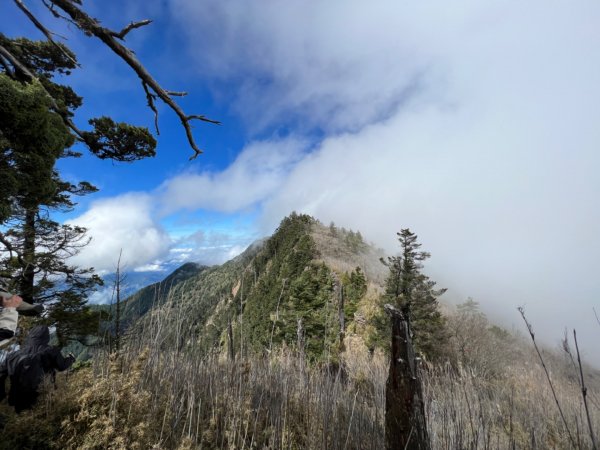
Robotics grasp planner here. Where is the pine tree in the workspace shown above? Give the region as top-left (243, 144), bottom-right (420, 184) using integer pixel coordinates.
top-left (0, 36), bottom-right (156, 343)
top-left (382, 229), bottom-right (447, 360)
top-left (342, 266), bottom-right (367, 320)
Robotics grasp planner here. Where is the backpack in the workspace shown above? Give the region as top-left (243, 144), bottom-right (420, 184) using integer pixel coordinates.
top-left (6, 350), bottom-right (46, 392)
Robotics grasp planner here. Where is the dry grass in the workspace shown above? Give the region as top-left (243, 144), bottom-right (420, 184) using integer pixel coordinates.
top-left (2, 291), bottom-right (600, 449)
top-left (423, 363), bottom-right (600, 449)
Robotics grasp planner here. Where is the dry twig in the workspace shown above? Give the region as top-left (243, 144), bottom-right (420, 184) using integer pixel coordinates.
top-left (518, 307), bottom-right (577, 449)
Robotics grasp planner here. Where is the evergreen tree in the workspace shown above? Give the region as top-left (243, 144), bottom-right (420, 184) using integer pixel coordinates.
top-left (382, 229), bottom-right (447, 360)
top-left (282, 262), bottom-right (336, 361)
top-left (342, 266), bottom-right (367, 320)
top-left (0, 36), bottom-right (156, 343)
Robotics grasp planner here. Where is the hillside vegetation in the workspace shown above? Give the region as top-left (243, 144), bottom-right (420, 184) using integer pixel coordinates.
top-left (2, 214), bottom-right (600, 449)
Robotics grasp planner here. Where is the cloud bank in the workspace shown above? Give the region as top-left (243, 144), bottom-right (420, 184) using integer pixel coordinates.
top-left (157, 137), bottom-right (308, 214)
top-left (168, 1), bottom-right (600, 358)
top-left (67, 194), bottom-right (172, 273)
top-left (68, 137), bottom-right (301, 272)
top-left (68, 1), bottom-right (600, 359)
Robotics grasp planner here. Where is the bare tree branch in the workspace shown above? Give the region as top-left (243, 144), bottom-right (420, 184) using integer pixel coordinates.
top-left (166, 90), bottom-right (187, 97)
top-left (13, 0), bottom-right (77, 66)
top-left (187, 114), bottom-right (222, 125)
top-left (518, 307), bottom-right (577, 449)
top-left (573, 330), bottom-right (598, 450)
top-left (0, 231), bottom-right (24, 265)
top-left (0, 43), bottom-right (35, 78)
top-left (44, 0), bottom-right (220, 159)
top-left (142, 81), bottom-right (159, 134)
top-left (110, 19), bottom-right (152, 40)
top-left (593, 307), bottom-right (600, 328)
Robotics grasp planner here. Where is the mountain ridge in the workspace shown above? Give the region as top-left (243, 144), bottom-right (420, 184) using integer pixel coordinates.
top-left (118, 213), bottom-right (387, 361)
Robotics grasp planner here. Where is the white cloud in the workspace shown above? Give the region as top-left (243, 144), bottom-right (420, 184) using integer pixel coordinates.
top-left (171, 0), bottom-right (437, 132)
top-left (67, 194), bottom-right (172, 273)
top-left (133, 263), bottom-right (167, 273)
top-left (59, 1), bottom-right (600, 361)
top-left (170, 1), bottom-right (600, 360)
top-left (171, 228), bottom-right (255, 265)
top-left (157, 137), bottom-right (307, 214)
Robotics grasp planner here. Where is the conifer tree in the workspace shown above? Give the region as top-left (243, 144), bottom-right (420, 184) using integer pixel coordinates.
top-left (342, 266), bottom-right (367, 320)
top-left (382, 229), bottom-right (447, 360)
top-left (0, 36), bottom-right (156, 343)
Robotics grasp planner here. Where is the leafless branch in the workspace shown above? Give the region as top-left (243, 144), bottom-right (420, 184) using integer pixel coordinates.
top-left (13, 0), bottom-right (77, 66)
top-left (593, 307), bottom-right (600, 328)
top-left (187, 114), bottom-right (222, 125)
top-left (518, 307), bottom-right (577, 449)
top-left (110, 19), bottom-right (152, 40)
top-left (0, 43), bottom-right (35, 78)
top-left (573, 330), bottom-right (598, 450)
top-left (44, 0), bottom-right (220, 159)
top-left (41, 0), bottom-right (78, 27)
top-left (142, 81), bottom-right (160, 134)
top-left (0, 231), bottom-right (24, 265)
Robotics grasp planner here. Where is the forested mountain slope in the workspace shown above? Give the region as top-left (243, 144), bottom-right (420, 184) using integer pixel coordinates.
top-left (130, 213), bottom-right (387, 360)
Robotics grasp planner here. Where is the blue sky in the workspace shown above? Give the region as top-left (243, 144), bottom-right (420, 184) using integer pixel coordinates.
top-left (4, 1), bottom-right (600, 360)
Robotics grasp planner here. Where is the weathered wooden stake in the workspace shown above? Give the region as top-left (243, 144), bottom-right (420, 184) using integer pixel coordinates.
top-left (384, 304), bottom-right (430, 450)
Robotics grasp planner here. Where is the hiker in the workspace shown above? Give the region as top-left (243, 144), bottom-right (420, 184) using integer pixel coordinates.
top-left (0, 278), bottom-right (44, 347)
top-left (0, 325), bottom-right (75, 413)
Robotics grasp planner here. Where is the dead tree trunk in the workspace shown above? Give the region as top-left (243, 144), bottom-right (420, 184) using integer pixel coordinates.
top-left (384, 304), bottom-right (430, 450)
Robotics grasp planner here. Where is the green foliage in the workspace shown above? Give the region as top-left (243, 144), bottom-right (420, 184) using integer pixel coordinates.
top-left (143, 213), bottom-right (342, 361)
top-left (344, 229), bottom-right (367, 253)
top-left (119, 262), bottom-right (206, 326)
top-left (0, 32), bottom-right (162, 344)
top-left (236, 213), bottom-right (318, 355)
top-left (83, 117), bottom-right (156, 162)
top-left (45, 290), bottom-right (105, 347)
top-left (365, 299), bottom-right (391, 352)
top-left (279, 262), bottom-right (337, 360)
top-left (0, 35), bottom-right (77, 79)
top-left (381, 229), bottom-right (447, 360)
top-left (0, 72), bottom-right (101, 315)
top-left (342, 266), bottom-right (367, 320)
top-left (0, 74), bottom-right (71, 220)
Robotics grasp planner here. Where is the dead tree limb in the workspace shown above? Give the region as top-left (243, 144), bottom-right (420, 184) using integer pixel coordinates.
top-left (13, 0), bottom-right (77, 65)
top-left (111, 19), bottom-right (152, 40)
top-left (573, 329), bottom-right (597, 450)
top-left (13, 0), bottom-right (220, 159)
top-left (384, 303), bottom-right (430, 450)
top-left (518, 307), bottom-right (577, 448)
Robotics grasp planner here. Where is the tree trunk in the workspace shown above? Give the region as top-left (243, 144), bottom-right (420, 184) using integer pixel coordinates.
top-left (21, 208), bottom-right (37, 304)
top-left (384, 304), bottom-right (430, 450)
